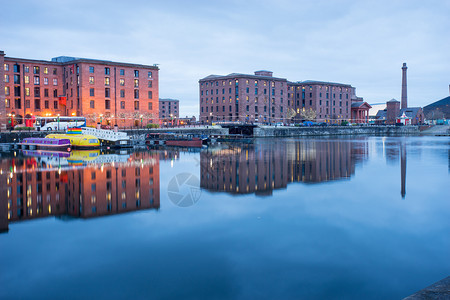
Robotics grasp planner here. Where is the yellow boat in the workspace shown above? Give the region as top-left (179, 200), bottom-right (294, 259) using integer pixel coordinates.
top-left (46, 133), bottom-right (100, 148)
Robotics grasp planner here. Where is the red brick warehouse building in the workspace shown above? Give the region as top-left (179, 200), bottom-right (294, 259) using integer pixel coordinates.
top-left (1, 50), bottom-right (159, 128)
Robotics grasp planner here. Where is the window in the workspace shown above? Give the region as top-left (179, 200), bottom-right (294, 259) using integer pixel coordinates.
top-left (134, 79), bottom-right (139, 87)
top-left (53, 89), bottom-right (58, 97)
top-left (34, 87), bottom-right (40, 97)
top-left (44, 89), bottom-right (49, 97)
top-left (25, 76), bottom-right (30, 84)
top-left (53, 68), bottom-right (57, 75)
top-left (25, 100), bottom-right (30, 108)
top-left (105, 100), bottom-right (110, 109)
top-left (4, 64), bottom-right (9, 71)
top-left (105, 67), bottom-right (110, 75)
top-left (120, 90), bottom-right (125, 98)
top-left (25, 87), bottom-right (30, 96)
top-left (5, 99), bottom-right (10, 108)
top-left (35, 99), bottom-right (41, 110)
top-left (53, 78), bottom-right (58, 86)
top-left (105, 88), bottom-right (110, 98)
top-left (134, 89), bottom-right (139, 99)
top-left (134, 70), bottom-right (139, 77)
top-left (34, 76), bottom-right (40, 85)
top-left (89, 76), bottom-right (94, 84)
top-left (89, 66), bottom-right (94, 73)
top-left (4, 74), bottom-right (9, 83)
top-left (14, 86), bottom-right (20, 96)
top-left (148, 91), bottom-right (152, 99)
top-left (105, 77), bottom-right (110, 86)
top-left (120, 79), bottom-right (125, 86)
top-left (24, 66), bottom-right (29, 73)
top-left (33, 66), bottom-right (39, 74)
top-left (120, 101), bottom-right (125, 109)
top-left (5, 86), bottom-right (10, 96)
top-left (134, 101), bottom-right (139, 110)
top-left (45, 100), bottom-right (49, 109)
top-left (148, 71), bottom-right (152, 78)
top-left (90, 88), bottom-right (94, 96)
top-left (53, 101), bottom-right (58, 109)
top-left (120, 69), bottom-right (125, 76)
top-left (90, 100), bottom-right (95, 108)
top-left (148, 102), bottom-right (152, 110)
top-left (44, 78), bottom-right (49, 85)
top-left (44, 67), bottom-right (48, 74)
top-left (148, 81), bottom-right (152, 88)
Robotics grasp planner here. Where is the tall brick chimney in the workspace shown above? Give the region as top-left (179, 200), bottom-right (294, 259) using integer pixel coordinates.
top-left (401, 63), bottom-right (407, 109)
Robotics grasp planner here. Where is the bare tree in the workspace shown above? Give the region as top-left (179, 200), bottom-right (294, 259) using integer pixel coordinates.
top-left (299, 108), bottom-right (316, 121)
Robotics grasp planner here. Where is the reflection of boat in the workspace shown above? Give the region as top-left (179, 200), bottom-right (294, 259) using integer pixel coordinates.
top-left (22, 149), bottom-right (71, 158)
top-left (67, 150), bottom-right (100, 165)
top-left (146, 133), bottom-right (204, 148)
top-left (19, 138), bottom-right (71, 150)
top-left (46, 133), bottom-right (100, 148)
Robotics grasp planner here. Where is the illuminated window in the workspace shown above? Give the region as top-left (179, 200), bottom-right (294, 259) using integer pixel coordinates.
top-left (89, 76), bottom-right (94, 84)
top-left (44, 67), bottom-right (48, 74)
top-left (120, 79), bottom-right (125, 86)
top-left (25, 76), bottom-right (29, 84)
top-left (105, 77), bottom-right (110, 86)
top-left (33, 66), bottom-right (39, 74)
top-left (44, 77), bottom-right (48, 85)
top-left (53, 78), bottom-right (58, 86)
top-left (34, 76), bottom-right (40, 85)
top-left (5, 86), bottom-right (9, 96)
top-left (4, 74), bottom-right (9, 83)
top-left (148, 71), bottom-right (152, 78)
top-left (134, 79), bottom-right (139, 87)
top-left (4, 64), bottom-right (9, 71)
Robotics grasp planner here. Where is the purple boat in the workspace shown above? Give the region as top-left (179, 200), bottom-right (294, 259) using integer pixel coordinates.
top-left (19, 138), bottom-right (71, 151)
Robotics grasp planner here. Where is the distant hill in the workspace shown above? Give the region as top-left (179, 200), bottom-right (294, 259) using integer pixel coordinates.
top-left (423, 96), bottom-right (450, 119)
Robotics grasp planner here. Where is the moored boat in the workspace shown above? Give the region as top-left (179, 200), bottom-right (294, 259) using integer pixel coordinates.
top-left (46, 131), bottom-right (100, 149)
top-left (146, 133), bottom-right (203, 148)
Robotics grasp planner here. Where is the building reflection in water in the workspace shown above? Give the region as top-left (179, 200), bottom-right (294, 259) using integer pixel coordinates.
top-left (0, 150), bottom-right (160, 233)
top-left (200, 139), bottom-right (369, 196)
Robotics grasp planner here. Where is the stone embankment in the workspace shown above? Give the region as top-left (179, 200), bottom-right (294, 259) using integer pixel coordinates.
top-left (253, 125), bottom-right (419, 137)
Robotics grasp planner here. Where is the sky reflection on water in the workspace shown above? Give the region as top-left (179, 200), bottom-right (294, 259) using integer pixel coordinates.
top-left (0, 136), bottom-right (449, 300)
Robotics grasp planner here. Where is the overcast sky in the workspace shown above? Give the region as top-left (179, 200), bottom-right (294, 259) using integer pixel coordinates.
top-left (1, 0), bottom-right (449, 117)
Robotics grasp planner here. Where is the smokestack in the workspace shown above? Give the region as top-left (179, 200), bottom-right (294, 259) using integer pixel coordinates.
top-left (401, 63), bottom-right (408, 109)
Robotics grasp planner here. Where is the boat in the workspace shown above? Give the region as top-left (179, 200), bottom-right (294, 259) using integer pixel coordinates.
top-left (146, 133), bottom-right (203, 148)
top-left (46, 128), bottom-right (100, 149)
top-left (210, 134), bottom-right (253, 144)
top-left (19, 137), bottom-right (71, 151)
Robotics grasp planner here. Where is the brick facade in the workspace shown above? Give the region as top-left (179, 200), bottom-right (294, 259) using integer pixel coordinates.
top-left (159, 98), bottom-right (179, 125)
top-left (1, 51), bottom-right (159, 128)
top-left (199, 71), bottom-right (360, 125)
top-left (199, 71), bottom-right (288, 124)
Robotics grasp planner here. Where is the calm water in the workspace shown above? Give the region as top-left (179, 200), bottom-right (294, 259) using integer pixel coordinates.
top-left (0, 136), bottom-right (449, 300)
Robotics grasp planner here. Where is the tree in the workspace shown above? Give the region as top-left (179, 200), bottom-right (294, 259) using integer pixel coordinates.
top-left (286, 108), bottom-right (297, 124)
top-left (425, 108), bottom-right (445, 120)
top-left (299, 108), bottom-right (316, 121)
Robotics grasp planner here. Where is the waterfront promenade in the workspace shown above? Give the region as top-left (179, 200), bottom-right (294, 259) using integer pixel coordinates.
top-left (0, 125), bottom-right (420, 144)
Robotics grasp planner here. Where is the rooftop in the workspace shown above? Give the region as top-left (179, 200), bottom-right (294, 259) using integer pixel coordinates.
top-left (290, 80), bottom-right (352, 87)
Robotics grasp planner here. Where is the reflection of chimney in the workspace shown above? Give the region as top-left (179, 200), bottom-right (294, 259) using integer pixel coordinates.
top-left (400, 142), bottom-right (406, 199)
top-left (401, 63), bottom-right (408, 109)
